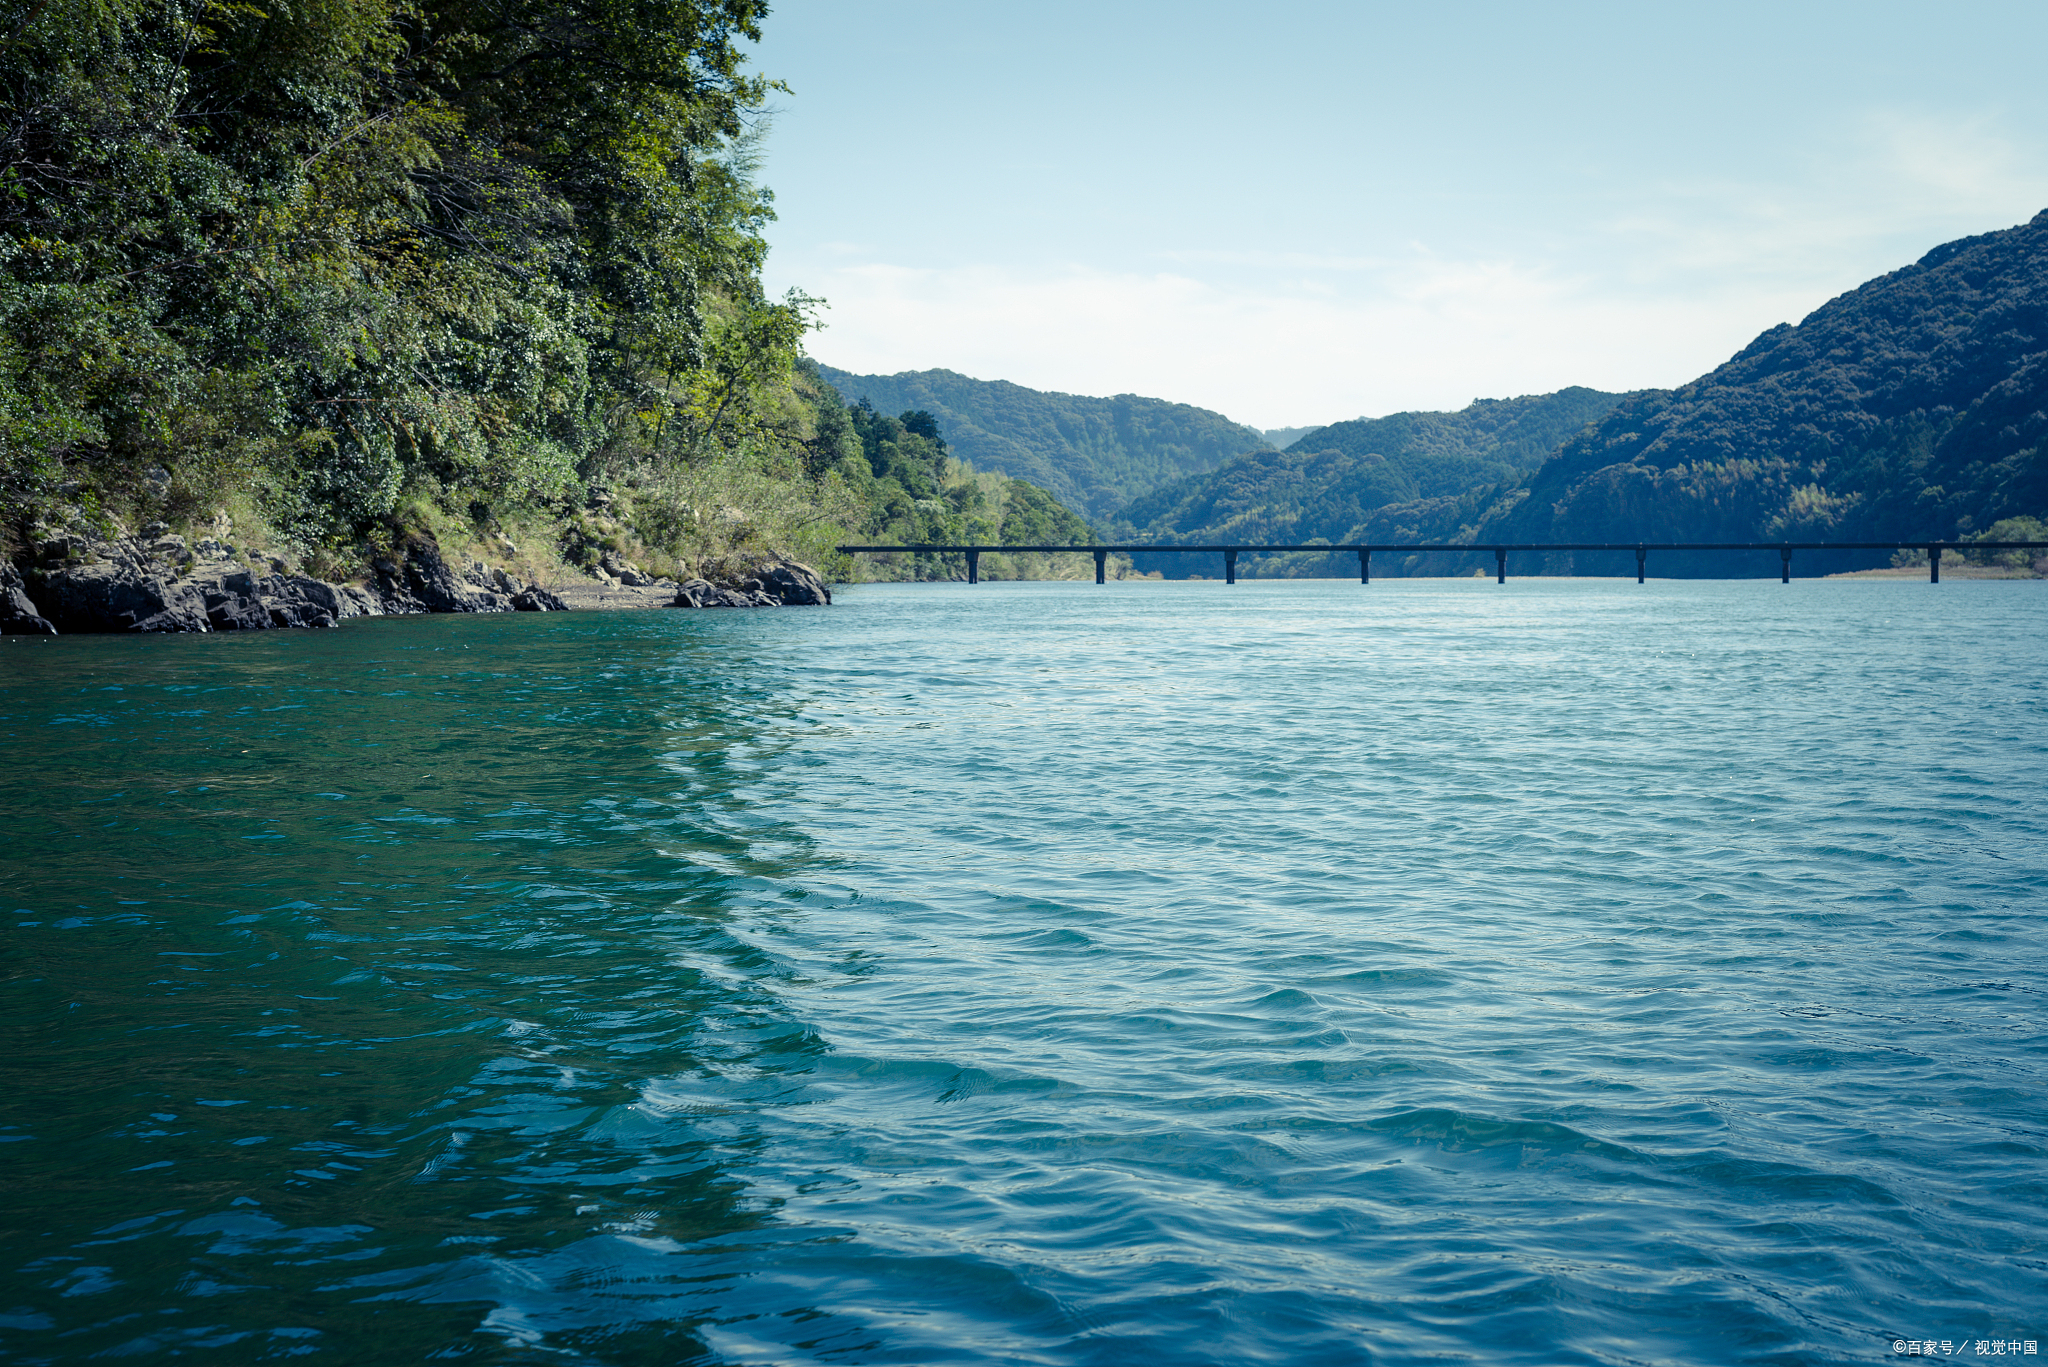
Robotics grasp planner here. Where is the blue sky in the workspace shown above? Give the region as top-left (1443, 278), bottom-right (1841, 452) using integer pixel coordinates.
top-left (752, 1), bottom-right (2048, 429)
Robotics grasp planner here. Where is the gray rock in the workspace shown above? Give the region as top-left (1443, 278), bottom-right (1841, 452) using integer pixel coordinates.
top-left (372, 531), bottom-right (508, 614)
top-left (203, 585), bottom-right (271, 631)
top-left (752, 560), bottom-right (832, 605)
top-left (336, 585), bottom-right (384, 618)
top-left (34, 560), bottom-right (211, 633)
top-left (511, 586), bottom-right (569, 611)
top-left (690, 583), bottom-right (761, 608)
top-left (0, 565), bottom-right (56, 635)
top-left (13, 517), bottom-right (549, 634)
top-left (671, 556), bottom-right (832, 609)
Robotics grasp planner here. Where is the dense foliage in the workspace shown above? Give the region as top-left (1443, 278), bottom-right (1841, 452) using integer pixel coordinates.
top-left (1, 0), bottom-right (788, 535)
top-left (814, 364), bottom-right (1270, 520)
top-left (823, 390), bottom-right (1095, 579)
top-left (0, 0), bottom-right (1094, 582)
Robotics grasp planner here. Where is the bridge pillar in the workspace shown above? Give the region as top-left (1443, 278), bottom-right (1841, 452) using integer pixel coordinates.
top-left (1636, 544), bottom-right (1646, 583)
top-left (1780, 544), bottom-right (1791, 583)
top-left (1495, 547), bottom-right (1506, 584)
top-left (1359, 548), bottom-right (1370, 584)
top-left (1930, 545), bottom-right (1941, 583)
top-left (1093, 548), bottom-right (1107, 584)
top-left (967, 549), bottom-right (980, 584)
top-left (1225, 549), bottom-right (1238, 584)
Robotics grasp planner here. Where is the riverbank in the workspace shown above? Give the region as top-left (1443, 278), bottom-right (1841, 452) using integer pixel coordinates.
top-left (1, 510), bottom-right (831, 634)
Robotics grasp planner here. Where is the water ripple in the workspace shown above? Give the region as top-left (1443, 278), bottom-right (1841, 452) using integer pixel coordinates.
top-left (2, 580), bottom-right (2045, 1363)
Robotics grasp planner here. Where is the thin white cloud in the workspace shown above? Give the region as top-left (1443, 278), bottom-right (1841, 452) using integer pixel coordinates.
top-left (796, 256), bottom-right (1814, 429)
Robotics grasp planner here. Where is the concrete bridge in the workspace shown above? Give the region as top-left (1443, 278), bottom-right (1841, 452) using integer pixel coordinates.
top-left (837, 542), bottom-right (2048, 585)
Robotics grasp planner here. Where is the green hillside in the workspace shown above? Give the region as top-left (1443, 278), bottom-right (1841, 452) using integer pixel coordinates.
top-left (813, 365), bottom-right (1271, 520)
top-left (1117, 388), bottom-right (1626, 571)
top-left (0, 0), bottom-right (1105, 598)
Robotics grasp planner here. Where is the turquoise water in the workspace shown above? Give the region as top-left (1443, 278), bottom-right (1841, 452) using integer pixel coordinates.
top-left (2, 578), bottom-right (2045, 1365)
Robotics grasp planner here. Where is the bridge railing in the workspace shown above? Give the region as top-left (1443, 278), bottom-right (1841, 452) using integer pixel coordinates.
top-left (834, 542), bottom-right (2048, 585)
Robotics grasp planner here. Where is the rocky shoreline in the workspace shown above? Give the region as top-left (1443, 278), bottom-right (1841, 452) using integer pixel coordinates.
top-left (1, 520), bottom-right (830, 636)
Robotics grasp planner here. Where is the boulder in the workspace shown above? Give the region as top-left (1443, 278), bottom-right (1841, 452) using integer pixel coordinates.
top-left (511, 586), bottom-right (569, 611)
top-left (19, 548), bottom-right (393, 633)
top-left (754, 561), bottom-right (831, 605)
top-left (0, 564), bottom-right (56, 635)
top-left (672, 578), bottom-right (761, 608)
top-left (673, 555), bottom-right (831, 609)
top-left (202, 583), bottom-right (272, 631)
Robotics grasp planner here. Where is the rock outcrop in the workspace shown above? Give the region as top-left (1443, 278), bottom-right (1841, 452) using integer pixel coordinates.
top-left (1, 564), bottom-right (56, 634)
top-left (7, 521), bottom-right (570, 634)
top-left (672, 555), bottom-right (832, 609)
top-left (511, 585), bottom-right (570, 612)
top-left (7, 520), bottom-right (825, 633)
top-left (673, 578), bottom-right (778, 608)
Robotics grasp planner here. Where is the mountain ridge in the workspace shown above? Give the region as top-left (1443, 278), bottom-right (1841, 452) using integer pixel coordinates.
top-left (1115, 387), bottom-right (1629, 553)
top-left (813, 365), bottom-right (1271, 520)
top-left (1486, 208), bottom-right (2048, 570)
top-left (1112, 209), bottom-right (2048, 576)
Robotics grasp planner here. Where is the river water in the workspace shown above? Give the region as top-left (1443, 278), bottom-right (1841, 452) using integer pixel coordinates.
top-left (2, 578), bottom-right (2045, 1365)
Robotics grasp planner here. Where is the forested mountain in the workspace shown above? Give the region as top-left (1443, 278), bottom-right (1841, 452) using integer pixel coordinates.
top-left (813, 365), bottom-right (1270, 519)
top-left (1116, 388), bottom-right (1625, 554)
top-left (1488, 210), bottom-right (2048, 572)
top-left (1124, 210), bottom-right (2048, 578)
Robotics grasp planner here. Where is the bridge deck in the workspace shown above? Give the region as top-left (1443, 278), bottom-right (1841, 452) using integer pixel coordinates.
top-left (836, 542), bottom-right (2048, 585)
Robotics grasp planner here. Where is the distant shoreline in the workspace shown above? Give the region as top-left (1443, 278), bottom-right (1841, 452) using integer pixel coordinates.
top-left (1823, 564), bottom-right (2042, 580)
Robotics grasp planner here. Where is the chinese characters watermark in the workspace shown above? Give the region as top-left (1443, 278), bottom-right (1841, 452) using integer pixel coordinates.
top-left (1894, 1343), bottom-right (2037, 1357)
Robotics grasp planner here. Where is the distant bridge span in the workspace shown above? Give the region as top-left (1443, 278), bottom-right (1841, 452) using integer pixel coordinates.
top-left (836, 541), bottom-right (2048, 585)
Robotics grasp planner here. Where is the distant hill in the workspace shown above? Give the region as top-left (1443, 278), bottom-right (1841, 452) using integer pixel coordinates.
top-left (812, 365), bottom-right (1270, 520)
top-left (1487, 209), bottom-right (2048, 572)
top-left (1118, 388), bottom-right (1626, 551)
top-left (1262, 426), bottom-right (1322, 450)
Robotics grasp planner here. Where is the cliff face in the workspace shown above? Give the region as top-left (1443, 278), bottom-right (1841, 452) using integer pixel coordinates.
top-left (1497, 211), bottom-right (2048, 551)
